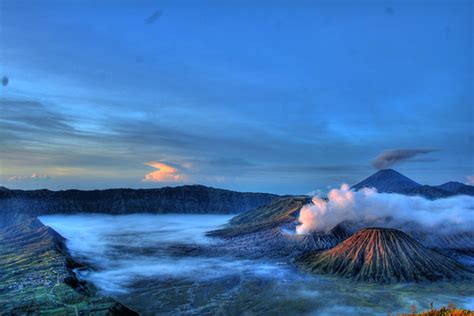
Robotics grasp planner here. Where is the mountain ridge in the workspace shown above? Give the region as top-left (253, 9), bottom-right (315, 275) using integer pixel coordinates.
top-left (351, 169), bottom-right (474, 198)
top-left (0, 184), bottom-right (280, 217)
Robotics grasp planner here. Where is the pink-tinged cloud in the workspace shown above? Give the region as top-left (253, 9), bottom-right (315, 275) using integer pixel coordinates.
top-left (8, 172), bottom-right (51, 181)
top-left (466, 175), bottom-right (474, 185)
top-left (142, 162), bottom-right (186, 182)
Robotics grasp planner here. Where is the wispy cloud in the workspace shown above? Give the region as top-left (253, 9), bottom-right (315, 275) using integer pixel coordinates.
top-left (8, 172), bottom-right (51, 182)
top-left (142, 162), bottom-right (186, 182)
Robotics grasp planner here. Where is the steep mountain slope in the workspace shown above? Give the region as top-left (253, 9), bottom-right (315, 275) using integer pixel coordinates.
top-left (351, 169), bottom-right (421, 192)
top-left (0, 185), bottom-right (279, 216)
top-left (296, 228), bottom-right (471, 283)
top-left (351, 169), bottom-right (474, 198)
top-left (208, 197), bottom-right (350, 258)
top-left (0, 215), bottom-right (137, 314)
top-left (210, 196), bottom-right (310, 237)
top-left (322, 218), bottom-right (474, 256)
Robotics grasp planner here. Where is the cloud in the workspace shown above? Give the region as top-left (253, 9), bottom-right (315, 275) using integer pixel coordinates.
top-left (297, 184), bottom-right (474, 235)
top-left (8, 172), bottom-right (51, 182)
top-left (145, 10), bottom-right (163, 24)
top-left (466, 175), bottom-right (474, 185)
top-left (371, 148), bottom-right (438, 169)
top-left (142, 162), bottom-right (185, 182)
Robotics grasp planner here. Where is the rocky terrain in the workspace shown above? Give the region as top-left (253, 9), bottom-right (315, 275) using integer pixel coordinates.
top-left (0, 185), bottom-right (279, 217)
top-left (296, 228), bottom-right (472, 282)
top-left (208, 197), bottom-right (351, 258)
top-left (0, 213), bottom-right (138, 315)
top-left (208, 170), bottom-right (474, 282)
top-left (313, 218), bottom-right (474, 259)
top-left (351, 169), bottom-right (474, 198)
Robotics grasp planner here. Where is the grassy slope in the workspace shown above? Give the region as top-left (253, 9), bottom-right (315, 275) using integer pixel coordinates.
top-left (0, 217), bottom-right (137, 315)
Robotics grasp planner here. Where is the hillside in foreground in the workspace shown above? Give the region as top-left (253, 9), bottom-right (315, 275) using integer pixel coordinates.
top-left (0, 214), bottom-right (137, 315)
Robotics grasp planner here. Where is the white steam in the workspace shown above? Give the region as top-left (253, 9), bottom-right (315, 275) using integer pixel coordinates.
top-left (296, 184), bottom-right (474, 235)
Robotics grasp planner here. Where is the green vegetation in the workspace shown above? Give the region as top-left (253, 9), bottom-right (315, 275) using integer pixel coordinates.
top-left (0, 217), bottom-right (137, 315)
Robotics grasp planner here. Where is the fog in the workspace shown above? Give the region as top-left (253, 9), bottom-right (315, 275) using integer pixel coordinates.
top-left (39, 214), bottom-right (287, 293)
top-left (40, 214), bottom-right (473, 315)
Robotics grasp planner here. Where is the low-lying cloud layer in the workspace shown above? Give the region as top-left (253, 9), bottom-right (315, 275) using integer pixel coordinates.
top-left (39, 214), bottom-right (287, 294)
top-left (297, 184), bottom-right (474, 235)
top-left (372, 148), bottom-right (438, 169)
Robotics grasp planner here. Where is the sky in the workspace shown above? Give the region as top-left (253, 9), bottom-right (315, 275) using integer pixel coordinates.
top-left (0, 0), bottom-right (473, 194)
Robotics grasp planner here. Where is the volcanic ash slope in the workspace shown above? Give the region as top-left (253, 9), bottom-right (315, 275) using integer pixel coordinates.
top-left (296, 227), bottom-right (472, 283)
top-left (207, 196), bottom-right (351, 258)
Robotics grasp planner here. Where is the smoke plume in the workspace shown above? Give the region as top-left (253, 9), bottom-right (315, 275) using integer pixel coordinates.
top-left (296, 184), bottom-right (474, 235)
top-left (372, 148), bottom-right (437, 169)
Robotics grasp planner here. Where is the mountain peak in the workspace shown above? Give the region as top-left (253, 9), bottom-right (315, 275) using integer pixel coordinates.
top-left (369, 168), bottom-right (411, 179)
top-left (437, 181), bottom-right (467, 191)
top-left (351, 169), bottom-right (421, 193)
top-left (436, 181), bottom-right (474, 195)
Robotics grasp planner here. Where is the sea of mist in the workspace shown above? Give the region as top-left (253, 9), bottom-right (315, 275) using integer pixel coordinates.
top-left (40, 214), bottom-right (474, 315)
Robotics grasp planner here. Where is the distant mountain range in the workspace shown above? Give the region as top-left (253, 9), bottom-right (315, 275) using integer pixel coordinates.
top-left (1, 169), bottom-right (471, 222)
top-left (0, 185), bottom-right (279, 218)
top-left (351, 169), bottom-right (474, 199)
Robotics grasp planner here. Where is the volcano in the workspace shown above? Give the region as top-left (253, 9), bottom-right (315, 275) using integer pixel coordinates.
top-left (351, 169), bottom-right (421, 193)
top-left (350, 169), bottom-right (468, 198)
top-left (296, 227), bottom-right (471, 283)
top-left (207, 196), bottom-right (350, 258)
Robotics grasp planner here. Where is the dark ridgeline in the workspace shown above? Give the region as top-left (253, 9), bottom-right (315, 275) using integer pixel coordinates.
top-left (351, 169), bottom-right (474, 199)
top-left (296, 227), bottom-right (472, 283)
top-left (0, 184), bottom-right (279, 216)
top-left (436, 181), bottom-right (474, 196)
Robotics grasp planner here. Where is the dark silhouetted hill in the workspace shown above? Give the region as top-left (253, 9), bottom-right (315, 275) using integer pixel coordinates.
top-left (0, 185), bottom-right (279, 217)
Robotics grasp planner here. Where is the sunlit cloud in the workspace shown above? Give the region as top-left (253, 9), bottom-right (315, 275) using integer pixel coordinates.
top-left (8, 172), bottom-right (51, 182)
top-left (142, 162), bottom-right (186, 182)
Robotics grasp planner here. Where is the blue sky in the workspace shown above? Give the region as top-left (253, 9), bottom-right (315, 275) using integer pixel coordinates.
top-left (0, 0), bottom-right (473, 194)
